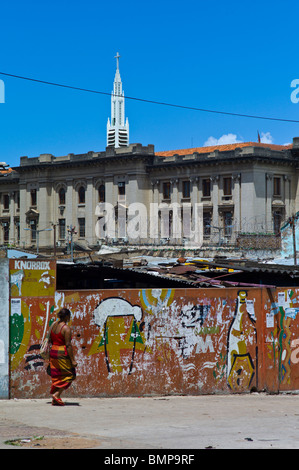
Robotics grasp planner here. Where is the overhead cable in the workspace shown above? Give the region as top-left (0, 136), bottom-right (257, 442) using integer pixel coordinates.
top-left (0, 71), bottom-right (298, 123)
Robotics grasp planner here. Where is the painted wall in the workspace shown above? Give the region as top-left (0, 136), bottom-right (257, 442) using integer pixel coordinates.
top-left (0, 259), bottom-right (9, 398)
top-left (7, 259), bottom-right (299, 398)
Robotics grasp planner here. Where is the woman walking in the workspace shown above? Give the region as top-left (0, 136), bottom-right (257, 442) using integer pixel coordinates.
top-left (49, 308), bottom-right (77, 406)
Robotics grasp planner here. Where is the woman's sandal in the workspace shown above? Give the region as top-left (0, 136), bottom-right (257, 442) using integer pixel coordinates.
top-left (52, 395), bottom-right (65, 406)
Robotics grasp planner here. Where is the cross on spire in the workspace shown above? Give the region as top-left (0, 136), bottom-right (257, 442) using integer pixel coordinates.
top-left (115, 52), bottom-right (120, 71)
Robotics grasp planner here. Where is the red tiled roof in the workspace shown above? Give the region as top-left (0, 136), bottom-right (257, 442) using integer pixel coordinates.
top-left (156, 142), bottom-right (292, 157)
top-left (0, 167), bottom-right (14, 175)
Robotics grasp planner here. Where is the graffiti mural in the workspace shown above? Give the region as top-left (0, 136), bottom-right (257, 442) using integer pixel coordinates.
top-left (88, 298), bottom-right (146, 374)
top-left (9, 260), bottom-right (57, 389)
top-left (10, 260), bottom-right (56, 298)
top-left (8, 258), bottom-right (299, 398)
top-left (8, 285), bottom-right (261, 397)
top-left (275, 289), bottom-right (299, 386)
top-left (227, 291), bottom-right (257, 391)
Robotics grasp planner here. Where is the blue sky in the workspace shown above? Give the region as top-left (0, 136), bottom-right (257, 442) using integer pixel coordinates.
top-left (0, 0), bottom-right (299, 167)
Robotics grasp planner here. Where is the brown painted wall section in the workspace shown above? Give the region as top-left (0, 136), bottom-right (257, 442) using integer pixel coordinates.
top-left (8, 260), bottom-right (299, 397)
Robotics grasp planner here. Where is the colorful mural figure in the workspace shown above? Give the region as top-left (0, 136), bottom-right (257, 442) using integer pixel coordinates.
top-left (277, 289), bottom-right (299, 385)
top-left (88, 297), bottom-right (146, 374)
top-left (10, 299), bottom-right (55, 372)
top-left (10, 300), bottom-right (31, 371)
top-left (227, 290), bottom-right (257, 391)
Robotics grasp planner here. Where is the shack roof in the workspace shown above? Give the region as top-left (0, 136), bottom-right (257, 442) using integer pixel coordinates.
top-left (57, 255), bottom-right (299, 289)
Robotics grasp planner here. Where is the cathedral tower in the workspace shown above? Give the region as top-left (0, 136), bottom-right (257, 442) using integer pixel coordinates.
top-left (107, 52), bottom-right (129, 148)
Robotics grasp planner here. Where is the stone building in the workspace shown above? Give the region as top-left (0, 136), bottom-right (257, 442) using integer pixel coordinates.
top-left (0, 53), bottom-right (298, 252)
top-left (0, 138), bottom-right (298, 251)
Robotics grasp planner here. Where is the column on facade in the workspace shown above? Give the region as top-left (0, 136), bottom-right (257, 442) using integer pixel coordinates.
top-left (126, 175), bottom-right (146, 244)
top-left (8, 191), bottom-right (15, 244)
top-left (170, 178), bottom-right (179, 242)
top-left (171, 178), bottom-right (179, 203)
top-left (19, 183), bottom-right (27, 248)
top-left (233, 174), bottom-right (241, 237)
top-left (284, 175), bottom-right (291, 218)
top-left (180, 176), bottom-right (196, 244)
top-left (38, 180), bottom-right (53, 248)
top-left (190, 177), bottom-right (198, 207)
top-left (65, 178), bottom-right (74, 234)
top-left (105, 175), bottom-right (115, 206)
top-left (190, 177), bottom-right (199, 247)
top-left (94, 179), bottom-right (102, 245)
top-left (211, 176), bottom-right (219, 230)
top-left (150, 180), bottom-right (159, 244)
top-left (265, 173), bottom-right (273, 232)
top-left (85, 177), bottom-right (93, 246)
top-left (105, 174), bottom-right (116, 241)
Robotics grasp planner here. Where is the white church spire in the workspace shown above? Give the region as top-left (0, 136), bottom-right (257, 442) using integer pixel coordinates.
top-left (107, 52), bottom-right (129, 148)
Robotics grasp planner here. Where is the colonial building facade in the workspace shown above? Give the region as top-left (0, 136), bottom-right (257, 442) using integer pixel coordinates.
top-left (0, 138), bottom-right (298, 250)
top-left (0, 54), bottom-right (298, 251)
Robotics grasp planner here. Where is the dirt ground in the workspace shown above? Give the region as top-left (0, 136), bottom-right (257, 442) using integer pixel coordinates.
top-left (2, 394), bottom-right (299, 449)
top-left (0, 422), bottom-right (102, 449)
top-left (6, 436), bottom-right (103, 449)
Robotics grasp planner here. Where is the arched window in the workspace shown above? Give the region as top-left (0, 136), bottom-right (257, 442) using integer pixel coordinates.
top-left (78, 186), bottom-right (85, 204)
top-left (59, 187), bottom-right (65, 205)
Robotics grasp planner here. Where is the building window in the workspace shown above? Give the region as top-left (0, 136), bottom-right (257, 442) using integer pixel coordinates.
top-left (203, 212), bottom-right (211, 236)
top-left (30, 220), bottom-right (37, 241)
top-left (224, 211), bottom-right (233, 237)
top-left (202, 179), bottom-right (211, 198)
top-left (163, 182), bottom-right (171, 200)
top-left (59, 187), bottom-right (66, 205)
top-left (31, 189), bottom-right (37, 207)
top-left (182, 181), bottom-right (190, 199)
top-left (273, 177), bottom-right (281, 197)
top-left (223, 177), bottom-right (232, 197)
top-left (78, 186), bottom-right (85, 204)
top-left (98, 185), bottom-right (105, 203)
top-left (15, 220), bottom-right (20, 242)
top-left (3, 194), bottom-right (9, 211)
top-left (273, 211), bottom-right (282, 234)
top-left (2, 222), bottom-right (9, 242)
top-left (78, 218), bottom-right (85, 238)
top-left (118, 182), bottom-right (125, 201)
top-left (59, 219), bottom-right (66, 239)
top-left (118, 182), bottom-right (125, 195)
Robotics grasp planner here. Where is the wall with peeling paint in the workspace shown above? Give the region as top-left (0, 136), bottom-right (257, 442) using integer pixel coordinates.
top-left (0, 259), bottom-right (9, 398)
top-left (7, 259), bottom-right (299, 398)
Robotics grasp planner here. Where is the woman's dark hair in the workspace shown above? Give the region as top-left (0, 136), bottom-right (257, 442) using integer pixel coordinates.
top-left (57, 308), bottom-right (71, 322)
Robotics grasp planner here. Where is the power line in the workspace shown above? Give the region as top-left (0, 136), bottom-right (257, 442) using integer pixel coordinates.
top-left (0, 71), bottom-right (299, 124)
